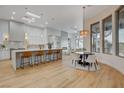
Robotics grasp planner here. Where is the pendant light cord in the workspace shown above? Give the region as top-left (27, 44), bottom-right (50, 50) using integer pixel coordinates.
top-left (83, 6), bottom-right (85, 31)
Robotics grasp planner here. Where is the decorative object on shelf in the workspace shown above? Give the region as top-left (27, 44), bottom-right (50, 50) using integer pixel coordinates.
top-left (39, 44), bottom-right (44, 50)
top-left (39, 44), bottom-right (41, 50)
top-left (4, 34), bottom-right (8, 41)
top-left (47, 42), bottom-right (53, 49)
top-left (0, 44), bottom-right (6, 50)
top-left (80, 6), bottom-right (89, 37)
top-left (82, 48), bottom-right (87, 51)
top-left (1, 44), bottom-right (5, 48)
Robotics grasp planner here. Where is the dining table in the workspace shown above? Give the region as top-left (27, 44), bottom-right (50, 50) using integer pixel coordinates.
top-left (74, 52), bottom-right (99, 71)
top-left (75, 52), bottom-right (94, 62)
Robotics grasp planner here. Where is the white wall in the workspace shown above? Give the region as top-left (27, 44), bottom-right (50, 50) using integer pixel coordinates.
top-left (84, 5), bottom-right (124, 74)
top-left (95, 53), bottom-right (124, 74)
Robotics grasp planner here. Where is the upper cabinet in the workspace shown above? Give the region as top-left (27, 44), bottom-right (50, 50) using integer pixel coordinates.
top-left (9, 21), bottom-right (25, 42)
top-left (0, 20), bottom-right (9, 44)
top-left (25, 25), bottom-right (45, 45)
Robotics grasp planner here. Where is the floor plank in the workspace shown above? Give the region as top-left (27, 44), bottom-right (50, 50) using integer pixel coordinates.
top-left (0, 54), bottom-right (124, 88)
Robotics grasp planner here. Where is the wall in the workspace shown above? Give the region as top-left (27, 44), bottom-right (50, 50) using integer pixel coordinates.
top-left (84, 5), bottom-right (124, 74)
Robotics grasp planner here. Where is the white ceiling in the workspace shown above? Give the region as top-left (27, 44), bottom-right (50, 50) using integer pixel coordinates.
top-left (0, 5), bottom-right (114, 33)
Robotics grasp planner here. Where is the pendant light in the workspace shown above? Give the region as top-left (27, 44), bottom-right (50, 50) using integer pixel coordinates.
top-left (80, 6), bottom-right (89, 37)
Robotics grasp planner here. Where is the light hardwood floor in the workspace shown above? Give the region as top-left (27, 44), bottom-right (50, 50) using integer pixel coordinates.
top-left (0, 54), bottom-right (124, 88)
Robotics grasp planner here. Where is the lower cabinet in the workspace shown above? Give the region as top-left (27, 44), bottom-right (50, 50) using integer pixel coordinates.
top-left (0, 50), bottom-right (10, 61)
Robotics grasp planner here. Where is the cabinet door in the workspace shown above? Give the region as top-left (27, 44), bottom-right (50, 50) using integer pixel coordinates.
top-left (0, 50), bottom-right (10, 60)
top-left (4, 50), bottom-right (10, 59)
top-left (10, 21), bottom-right (25, 42)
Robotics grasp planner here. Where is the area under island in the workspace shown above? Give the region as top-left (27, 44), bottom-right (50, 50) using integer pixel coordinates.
top-left (11, 49), bottom-right (62, 70)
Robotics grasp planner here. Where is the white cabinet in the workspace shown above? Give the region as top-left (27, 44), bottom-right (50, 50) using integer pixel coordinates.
top-left (10, 21), bottom-right (25, 42)
top-left (25, 25), bottom-right (45, 45)
top-left (0, 50), bottom-right (10, 60)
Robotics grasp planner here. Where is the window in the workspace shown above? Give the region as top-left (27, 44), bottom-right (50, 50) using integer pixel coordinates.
top-left (75, 39), bottom-right (79, 49)
top-left (91, 22), bottom-right (100, 52)
top-left (103, 16), bottom-right (112, 54)
top-left (75, 39), bottom-right (83, 49)
top-left (118, 6), bottom-right (124, 57)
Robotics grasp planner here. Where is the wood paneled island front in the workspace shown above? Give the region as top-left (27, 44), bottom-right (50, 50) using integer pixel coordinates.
top-left (11, 49), bottom-right (62, 70)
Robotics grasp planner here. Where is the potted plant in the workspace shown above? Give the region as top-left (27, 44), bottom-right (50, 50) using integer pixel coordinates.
top-left (47, 42), bottom-right (53, 49)
top-left (82, 48), bottom-right (86, 51)
top-left (1, 44), bottom-right (6, 50)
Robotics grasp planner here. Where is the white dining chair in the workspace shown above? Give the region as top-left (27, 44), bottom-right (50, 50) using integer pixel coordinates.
top-left (95, 55), bottom-right (102, 64)
top-left (72, 53), bottom-right (81, 67)
top-left (85, 54), bottom-right (97, 71)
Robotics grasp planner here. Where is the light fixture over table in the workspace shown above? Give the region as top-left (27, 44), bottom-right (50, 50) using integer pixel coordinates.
top-left (80, 6), bottom-right (89, 37)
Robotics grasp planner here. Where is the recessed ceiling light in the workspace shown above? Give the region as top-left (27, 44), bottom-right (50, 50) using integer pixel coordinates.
top-left (28, 20), bottom-right (31, 23)
top-left (52, 18), bottom-right (55, 21)
top-left (74, 26), bottom-right (77, 29)
top-left (41, 24), bottom-right (44, 28)
top-left (11, 16), bottom-right (14, 19)
top-left (32, 18), bottom-right (35, 20)
top-left (26, 12), bottom-right (40, 19)
top-left (12, 11), bottom-right (16, 15)
top-left (22, 16), bottom-right (35, 23)
top-left (22, 16), bottom-right (29, 21)
top-left (74, 31), bottom-right (77, 33)
top-left (45, 21), bottom-right (48, 25)
top-left (41, 13), bottom-right (44, 16)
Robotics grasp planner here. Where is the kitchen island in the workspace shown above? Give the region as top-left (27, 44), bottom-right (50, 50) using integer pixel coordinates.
top-left (11, 49), bottom-right (62, 70)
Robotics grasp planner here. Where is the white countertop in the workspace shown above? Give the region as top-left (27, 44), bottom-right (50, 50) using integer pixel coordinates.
top-left (12, 48), bottom-right (62, 53)
top-left (75, 52), bottom-right (93, 55)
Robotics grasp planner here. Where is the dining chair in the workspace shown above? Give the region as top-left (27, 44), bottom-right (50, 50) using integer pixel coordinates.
top-left (85, 54), bottom-right (97, 71)
top-left (95, 55), bottom-right (103, 69)
top-left (72, 54), bottom-right (81, 67)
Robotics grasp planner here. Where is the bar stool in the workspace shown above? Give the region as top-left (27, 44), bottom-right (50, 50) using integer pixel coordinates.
top-left (45, 50), bottom-right (53, 62)
top-left (53, 50), bottom-right (58, 61)
top-left (20, 51), bottom-right (32, 69)
top-left (34, 50), bottom-right (45, 65)
top-left (57, 50), bottom-right (60, 60)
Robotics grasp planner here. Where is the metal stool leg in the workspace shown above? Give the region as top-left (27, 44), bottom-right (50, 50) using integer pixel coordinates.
top-left (94, 63), bottom-right (97, 70)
